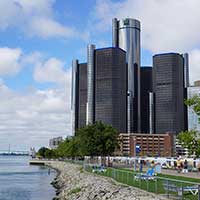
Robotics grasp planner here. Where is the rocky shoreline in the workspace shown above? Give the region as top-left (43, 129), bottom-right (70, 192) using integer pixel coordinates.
top-left (47, 161), bottom-right (167, 200)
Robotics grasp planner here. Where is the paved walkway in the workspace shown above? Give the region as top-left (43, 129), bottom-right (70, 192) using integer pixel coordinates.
top-left (162, 169), bottom-right (200, 179)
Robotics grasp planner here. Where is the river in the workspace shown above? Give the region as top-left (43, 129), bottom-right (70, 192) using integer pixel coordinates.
top-left (0, 156), bottom-right (56, 200)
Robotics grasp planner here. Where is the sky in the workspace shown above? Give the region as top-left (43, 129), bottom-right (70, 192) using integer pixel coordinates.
top-left (0, 0), bottom-right (200, 151)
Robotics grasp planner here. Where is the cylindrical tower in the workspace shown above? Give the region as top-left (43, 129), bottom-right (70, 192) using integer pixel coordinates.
top-left (183, 53), bottom-right (189, 88)
top-left (71, 59), bottom-right (79, 135)
top-left (112, 18), bottom-right (119, 47)
top-left (149, 92), bottom-right (154, 134)
top-left (112, 18), bottom-right (141, 133)
top-left (86, 44), bottom-right (96, 125)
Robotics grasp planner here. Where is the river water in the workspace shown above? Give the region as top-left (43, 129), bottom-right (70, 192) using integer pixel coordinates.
top-left (0, 156), bottom-right (56, 200)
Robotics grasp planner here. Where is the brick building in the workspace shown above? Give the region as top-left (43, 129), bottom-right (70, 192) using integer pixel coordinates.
top-left (119, 133), bottom-right (174, 157)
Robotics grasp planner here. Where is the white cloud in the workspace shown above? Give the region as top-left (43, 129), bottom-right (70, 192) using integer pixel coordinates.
top-left (0, 0), bottom-right (77, 39)
top-left (0, 46), bottom-right (72, 151)
top-left (28, 17), bottom-right (77, 39)
top-left (0, 79), bottom-right (72, 151)
top-left (0, 47), bottom-right (22, 76)
top-left (189, 49), bottom-right (200, 85)
top-left (33, 57), bottom-right (69, 84)
top-left (93, 0), bottom-right (200, 84)
top-left (93, 0), bottom-right (200, 53)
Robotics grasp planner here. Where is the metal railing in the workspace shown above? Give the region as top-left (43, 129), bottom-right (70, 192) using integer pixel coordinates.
top-left (83, 164), bottom-right (200, 200)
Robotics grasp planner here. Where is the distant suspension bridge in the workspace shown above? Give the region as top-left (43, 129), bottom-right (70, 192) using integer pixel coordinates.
top-left (0, 150), bottom-right (29, 155)
top-left (0, 145), bottom-right (29, 155)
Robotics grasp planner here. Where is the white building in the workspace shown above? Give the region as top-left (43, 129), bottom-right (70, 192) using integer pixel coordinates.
top-left (188, 81), bottom-right (200, 132)
top-left (49, 137), bottom-right (63, 149)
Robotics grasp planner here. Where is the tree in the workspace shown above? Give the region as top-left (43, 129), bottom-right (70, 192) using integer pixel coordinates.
top-left (37, 122), bottom-right (119, 159)
top-left (37, 147), bottom-right (49, 158)
top-left (44, 148), bottom-right (56, 158)
top-left (185, 95), bottom-right (200, 121)
top-left (76, 121), bottom-right (119, 156)
top-left (176, 96), bottom-right (200, 157)
top-left (177, 130), bottom-right (199, 156)
top-left (55, 137), bottom-right (80, 158)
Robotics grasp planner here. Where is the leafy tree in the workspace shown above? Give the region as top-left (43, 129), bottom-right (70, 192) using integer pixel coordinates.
top-left (177, 96), bottom-right (200, 157)
top-left (76, 121), bottom-right (119, 156)
top-left (44, 149), bottom-right (57, 158)
top-left (37, 122), bottom-right (119, 159)
top-left (55, 137), bottom-right (80, 158)
top-left (185, 95), bottom-right (200, 121)
top-left (177, 130), bottom-right (199, 156)
top-left (37, 147), bottom-right (49, 158)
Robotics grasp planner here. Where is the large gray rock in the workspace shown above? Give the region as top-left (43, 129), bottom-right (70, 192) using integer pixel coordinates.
top-left (47, 162), bottom-right (167, 200)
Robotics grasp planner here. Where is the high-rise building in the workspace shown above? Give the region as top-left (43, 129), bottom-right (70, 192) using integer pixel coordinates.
top-left (183, 53), bottom-right (190, 88)
top-left (112, 18), bottom-right (141, 133)
top-left (140, 67), bottom-right (153, 133)
top-left (78, 63), bottom-right (87, 128)
top-left (72, 46), bottom-right (127, 133)
top-left (71, 60), bottom-right (87, 134)
top-left (95, 47), bottom-right (127, 132)
top-left (188, 81), bottom-right (200, 132)
top-left (153, 53), bottom-right (185, 134)
top-left (183, 53), bottom-right (189, 131)
top-left (71, 59), bottom-right (79, 135)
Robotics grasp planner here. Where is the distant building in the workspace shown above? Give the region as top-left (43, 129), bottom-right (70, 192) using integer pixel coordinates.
top-left (188, 81), bottom-right (200, 132)
top-left (119, 133), bottom-right (174, 157)
top-left (49, 137), bottom-right (63, 149)
top-left (153, 53), bottom-right (185, 134)
top-left (30, 147), bottom-right (36, 158)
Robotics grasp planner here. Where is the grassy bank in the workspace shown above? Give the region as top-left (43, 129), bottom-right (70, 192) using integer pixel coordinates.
top-left (84, 166), bottom-right (200, 200)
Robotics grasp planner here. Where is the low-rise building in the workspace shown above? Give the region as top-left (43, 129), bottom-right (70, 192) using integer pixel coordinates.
top-left (119, 133), bottom-right (174, 157)
top-left (188, 81), bottom-right (200, 132)
top-left (49, 137), bottom-right (63, 149)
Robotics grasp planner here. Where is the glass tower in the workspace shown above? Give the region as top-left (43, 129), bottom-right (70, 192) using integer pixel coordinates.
top-left (112, 18), bottom-right (141, 133)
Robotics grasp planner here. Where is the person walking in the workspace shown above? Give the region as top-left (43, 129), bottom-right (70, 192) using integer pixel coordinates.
top-left (177, 159), bottom-right (181, 173)
top-left (183, 160), bottom-right (188, 173)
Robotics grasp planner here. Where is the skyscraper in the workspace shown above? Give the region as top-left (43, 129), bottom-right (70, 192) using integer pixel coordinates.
top-left (72, 45), bottom-right (127, 133)
top-left (112, 18), bottom-right (141, 133)
top-left (71, 61), bottom-right (88, 134)
top-left (71, 59), bottom-right (79, 135)
top-left (95, 47), bottom-right (127, 132)
top-left (183, 53), bottom-right (189, 131)
top-left (87, 44), bottom-right (96, 125)
top-left (140, 67), bottom-right (153, 133)
top-left (153, 53), bottom-right (185, 134)
top-left (78, 63), bottom-right (87, 129)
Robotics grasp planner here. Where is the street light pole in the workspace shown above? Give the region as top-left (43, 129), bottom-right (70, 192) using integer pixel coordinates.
top-left (134, 137), bottom-right (136, 171)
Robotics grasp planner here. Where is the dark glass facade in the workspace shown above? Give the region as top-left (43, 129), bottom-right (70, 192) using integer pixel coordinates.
top-left (112, 18), bottom-right (141, 133)
top-left (95, 48), bottom-right (127, 132)
top-left (78, 63), bottom-right (87, 128)
top-left (153, 53), bottom-right (185, 134)
top-left (140, 67), bottom-right (152, 133)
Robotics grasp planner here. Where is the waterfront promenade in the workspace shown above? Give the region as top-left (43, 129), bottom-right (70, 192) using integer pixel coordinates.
top-left (41, 161), bottom-right (167, 200)
top-left (162, 169), bottom-right (200, 179)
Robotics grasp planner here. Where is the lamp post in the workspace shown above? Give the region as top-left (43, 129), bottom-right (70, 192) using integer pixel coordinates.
top-left (134, 137), bottom-right (136, 171)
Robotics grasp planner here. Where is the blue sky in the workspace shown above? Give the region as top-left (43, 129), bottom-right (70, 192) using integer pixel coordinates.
top-left (0, 0), bottom-right (153, 92)
top-left (0, 0), bottom-right (200, 151)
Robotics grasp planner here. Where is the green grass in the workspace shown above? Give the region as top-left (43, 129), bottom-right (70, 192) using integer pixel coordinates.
top-left (86, 167), bottom-right (200, 200)
top-left (120, 168), bottom-right (200, 183)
